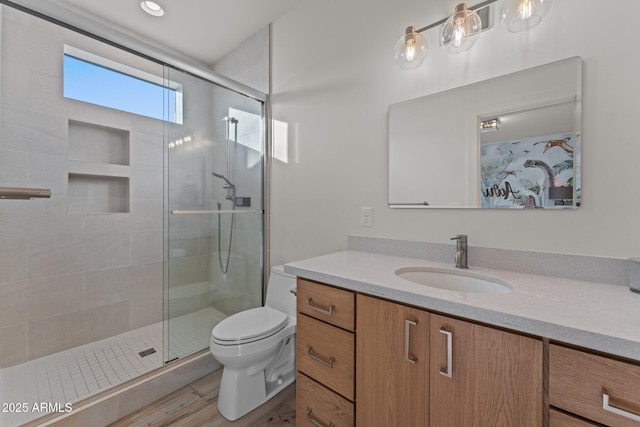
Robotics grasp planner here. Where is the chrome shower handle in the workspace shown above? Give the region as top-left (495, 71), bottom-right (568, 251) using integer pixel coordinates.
top-left (306, 298), bottom-right (335, 316)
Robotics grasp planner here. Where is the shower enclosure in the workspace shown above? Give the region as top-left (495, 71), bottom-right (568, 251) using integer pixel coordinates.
top-left (0, 2), bottom-right (266, 425)
top-left (164, 69), bottom-right (265, 362)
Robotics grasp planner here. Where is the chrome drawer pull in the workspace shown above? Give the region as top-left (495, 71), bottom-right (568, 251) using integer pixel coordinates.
top-left (439, 328), bottom-right (453, 378)
top-left (404, 319), bottom-right (418, 364)
top-left (603, 392), bottom-right (640, 422)
top-left (306, 298), bottom-right (335, 316)
top-left (307, 346), bottom-right (335, 368)
top-left (306, 409), bottom-right (335, 427)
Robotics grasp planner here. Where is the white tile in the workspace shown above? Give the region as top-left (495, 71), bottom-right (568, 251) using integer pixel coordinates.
top-left (0, 307), bottom-right (224, 424)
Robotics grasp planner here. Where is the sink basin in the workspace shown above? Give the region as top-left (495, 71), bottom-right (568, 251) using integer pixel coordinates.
top-left (395, 267), bottom-right (513, 294)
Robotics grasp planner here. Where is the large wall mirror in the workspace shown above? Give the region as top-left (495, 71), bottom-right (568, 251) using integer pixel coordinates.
top-left (388, 57), bottom-right (582, 209)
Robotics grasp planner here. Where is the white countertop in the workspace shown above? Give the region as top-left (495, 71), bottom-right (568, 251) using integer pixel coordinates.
top-left (285, 250), bottom-right (640, 361)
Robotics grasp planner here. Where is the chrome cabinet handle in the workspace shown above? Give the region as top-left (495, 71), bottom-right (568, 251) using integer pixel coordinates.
top-left (439, 328), bottom-right (453, 378)
top-left (306, 409), bottom-right (335, 427)
top-left (306, 298), bottom-right (334, 316)
top-left (404, 319), bottom-right (418, 364)
top-left (307, 346), bottom-right (335, 368)
top-left (603, 392), bottom-right (640, 422)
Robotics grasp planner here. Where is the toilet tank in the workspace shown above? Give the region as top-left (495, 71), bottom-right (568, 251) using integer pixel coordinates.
top-left (265, 265), bottom-right (297, 318)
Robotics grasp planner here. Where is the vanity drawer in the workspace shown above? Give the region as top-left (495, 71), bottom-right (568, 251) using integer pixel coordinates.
top-left (297, 314), bottom-right (355, 400)
top-left (550, 409), bottom-right (600, 427)
top-left (297, 278), bottom-right (355, 331)
top-left (296, 372), bottom-right (354, 427)
top-left (549, 344), bottom-right (640, 426)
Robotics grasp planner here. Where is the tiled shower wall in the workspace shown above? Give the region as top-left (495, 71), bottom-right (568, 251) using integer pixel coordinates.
top-left (0, 4), bottom-right (269, 367)
top-left (0, 6), bottom-right (166, 367)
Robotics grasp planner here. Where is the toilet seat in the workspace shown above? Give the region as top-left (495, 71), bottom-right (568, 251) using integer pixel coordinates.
top-left (212, 307), bottom-right (288, 346)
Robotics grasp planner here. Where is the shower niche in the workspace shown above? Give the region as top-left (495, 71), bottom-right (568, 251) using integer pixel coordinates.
top-left (67, 120), bottom-right (131, 214)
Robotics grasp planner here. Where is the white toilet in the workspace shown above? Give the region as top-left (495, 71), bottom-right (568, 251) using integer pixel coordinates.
top-left (209, 265), bottom-right (297, 421)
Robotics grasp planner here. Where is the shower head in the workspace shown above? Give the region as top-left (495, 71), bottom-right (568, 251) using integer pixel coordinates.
top-left (212, 172), bottom-right (235, 190)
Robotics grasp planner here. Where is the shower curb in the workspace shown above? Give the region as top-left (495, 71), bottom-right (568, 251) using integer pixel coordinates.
top-left (22, 350), bottom-right (220, 427)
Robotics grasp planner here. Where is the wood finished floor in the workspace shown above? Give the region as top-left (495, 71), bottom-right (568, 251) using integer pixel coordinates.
top-left (107, 370), bottom-right (296, 427)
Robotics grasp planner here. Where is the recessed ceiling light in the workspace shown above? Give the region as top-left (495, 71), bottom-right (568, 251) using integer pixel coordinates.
top-left (140, 1), bottom-right (164, 17)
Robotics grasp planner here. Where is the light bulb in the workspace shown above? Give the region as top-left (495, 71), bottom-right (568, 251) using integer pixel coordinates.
top-left (439, 3), bottom-right (482, 54)
top-left (518, 0), bottom-right (533, 20)
top-left (452, 20), bottom-right (466, 48)
top-left (394, 26), bottom-right (428, 70)
top-left (406, 41), bottom-right (416, 61)
top-left (501, 0), bottom-right (552, 32)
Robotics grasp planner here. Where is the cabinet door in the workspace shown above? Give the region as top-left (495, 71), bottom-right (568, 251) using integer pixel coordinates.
top-left (356, 295), bottom-right (430, 427)
top-left (430, 314), bottom-right (543, 427)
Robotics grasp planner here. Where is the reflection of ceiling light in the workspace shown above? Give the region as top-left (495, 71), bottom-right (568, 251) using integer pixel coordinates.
top-left (480, 118), bottom-right (499, 132)
top-left (140, 1), bottom-right (164, 17)
top-left (169, 132), bottom-right (194, 149)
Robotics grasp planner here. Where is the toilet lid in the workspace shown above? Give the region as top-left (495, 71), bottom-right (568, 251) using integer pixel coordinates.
top-left (212, 307), bottom-right (288, 345)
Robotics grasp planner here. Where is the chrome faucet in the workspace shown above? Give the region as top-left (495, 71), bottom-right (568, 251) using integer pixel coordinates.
top-left (450, 234), bottom-right (468, 269)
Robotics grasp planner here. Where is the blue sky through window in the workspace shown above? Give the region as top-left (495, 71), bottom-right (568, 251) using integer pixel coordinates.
top-left (64, 54), bottom-right (178, 123)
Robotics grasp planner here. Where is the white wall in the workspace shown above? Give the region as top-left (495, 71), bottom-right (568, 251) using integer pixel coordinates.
top-left (270, 0), bottom-right (640, 266)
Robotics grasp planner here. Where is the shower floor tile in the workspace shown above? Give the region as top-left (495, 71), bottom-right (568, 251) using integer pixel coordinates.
top-left (0, 307), bottom-right (225, 427)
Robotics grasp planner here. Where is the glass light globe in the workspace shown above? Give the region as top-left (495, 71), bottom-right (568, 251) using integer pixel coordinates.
top-left (439, 3), bottom-right (482, 54)
top-left (394, 26), bottom-right (428, 70)
top-left (500, 0), bottom-right (552, 32)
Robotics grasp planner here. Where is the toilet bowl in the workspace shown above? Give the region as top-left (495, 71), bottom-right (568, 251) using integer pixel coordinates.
top-left (210, 265), bottom-right (297, 421)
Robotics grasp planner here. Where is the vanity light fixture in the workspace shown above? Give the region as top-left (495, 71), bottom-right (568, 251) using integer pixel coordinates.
top-left (140, 1), bottom-right (164, 17)
top-left (394, 0), bottom-right (553, 69)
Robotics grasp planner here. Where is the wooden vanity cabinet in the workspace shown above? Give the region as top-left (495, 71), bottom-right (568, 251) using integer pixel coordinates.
top-left (429, 314), bottom-right (543, 427)
top-left (549, 344), bottom-right (640, 426)
top-left (296, 278), bottom-right (356, 427)
top-left (355, 295), bottom-right (543, 426)
top-left (356, 295), bottom-right (430, 426)
top-left (296, 279), bottom-right (544, 426)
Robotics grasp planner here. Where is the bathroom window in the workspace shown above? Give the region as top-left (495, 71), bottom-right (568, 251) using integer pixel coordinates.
top-left (63, 45), bottom-right (183, 123)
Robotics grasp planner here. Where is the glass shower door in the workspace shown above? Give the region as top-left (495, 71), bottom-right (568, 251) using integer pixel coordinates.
top-left (164, 68), bottom-right (265, 362)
